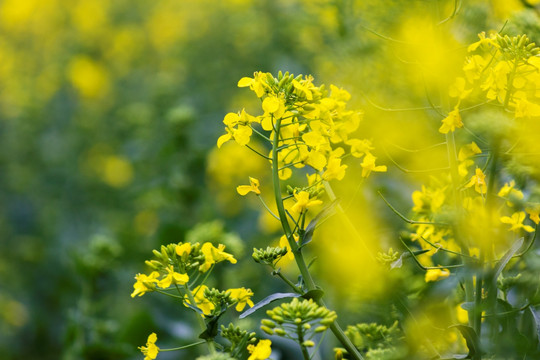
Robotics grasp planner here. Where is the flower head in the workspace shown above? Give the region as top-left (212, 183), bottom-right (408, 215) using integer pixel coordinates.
top-left (360, 153), bottom-right (387, 178)
top-left (237, 177), bottom-right (261, 195)
top-left (247, 339), bottom-right (272, 360)
top-left (228, 287), bottom-right (255, 312)
top-left (291, 191), bottom-right (322, 214)
top-left (500, 212), bottom-right (535, 233)
top-left (425, 268), bottom-right (450, 282)
top-left (139, 333), bottom-right (159, 360)
top-left (465, 168), bottom-right (487, 194)
top-left (131, 271), bottom-right (160, 298)
top-left (439, 107), bottom-right (463, 134)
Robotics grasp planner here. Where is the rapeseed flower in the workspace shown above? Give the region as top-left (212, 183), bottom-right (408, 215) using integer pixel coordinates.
top-left (139, 333), bottom-right (159, 360)
top-left (247, 339), bottom-right (272, 360)
top-left (237, 177), bottom-right (261, 195)
top-left (500, 212), bottom-right (535, 233)
top-left (131, 271), bottom-right (160, 298)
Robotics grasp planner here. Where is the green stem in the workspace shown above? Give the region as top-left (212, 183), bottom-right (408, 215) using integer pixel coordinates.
top-left (183, 285), bottom-right (216, 354)
top-left (503, 59), bottom-right (518, 109)
top-left (274, 269), bottom-right (303, 293)
top-left (160, 341), bottom-right (207, 351)
top-left (271, 116), bottom-right (364, 360)
top-left (297, 325), bottom-right (311, 360)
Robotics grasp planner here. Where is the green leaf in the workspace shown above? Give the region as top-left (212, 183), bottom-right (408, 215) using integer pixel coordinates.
top-left (199, 314), bottom-right (223, 340)
top-left (301, 289), bottom-right (325, 302)
top-left (519, 307), bottom-right (540, 349)
top-left (493, 237), bottom-right (524, 280)
top-left (300, 199), bottom-right (339, 248)
top-left (450, 325), bottom-right (480, 358)
top-left (239, 292), bottom-right (299, 319)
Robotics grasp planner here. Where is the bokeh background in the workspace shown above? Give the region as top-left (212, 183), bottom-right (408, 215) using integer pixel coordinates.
top-left (1, 0), bottom-right (539, 359)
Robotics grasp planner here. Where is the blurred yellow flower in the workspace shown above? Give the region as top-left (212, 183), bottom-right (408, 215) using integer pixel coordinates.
top-left (68, 56), bottom-right (110, 98)
top-left (465, 168), bottom-right (487, 194)
top-left (500, 212), bottom-right (535, 233)
top-left (438, 107), bottom-right (463, 134)
top-left (360, 153), bottom-right (386, 178)
top-left (526, 207), bottom-right (540, 225)
top-left (102, 155), bottom-right (134, 188)
top-left (425, 268), bottom-right (450, 282)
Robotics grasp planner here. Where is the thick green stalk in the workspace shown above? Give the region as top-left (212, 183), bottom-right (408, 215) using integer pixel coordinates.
top-left (271, 116), bottom-right (364, 360)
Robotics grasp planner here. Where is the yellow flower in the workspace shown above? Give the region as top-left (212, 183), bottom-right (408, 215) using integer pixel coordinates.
top-left (291, 191), bottom-right (322, 214)
top-left (497, 180), bottom-right (524, 206)
top-left (237, 177), bottom-right (261, 195)
top-left (139, 333), bottom-right (159, 360)
top-left (131, 271), bottom-right (160, 298)
top-left (247, 339), bottom-right (272, 360)
top-left (217, 110), bottom-right (258, 148)
top-left (526, 206), bottom-right (540, 225)
top-left (199, 242), bottom-right (237, 272)
top-left (458, 142), bottom-right (482, 162)
top-left (228, 287), bottom-right (255, 311)
top-left (347, 138), bottom-right (374, 158)
top-left (360, 153), bottom-right (387, 178)
top-left (467, 31), bottom-right (497, 52)
top-left (157, 266), bottom-right (189, 289)
top-left (500, 212), bottom-right (535, 233)
top-left (449, 77), bottom-right (472, 99)
top-left (292, 79), bottom-right (313, 100)
top-left (185, 285), bottom-right (214, 316)
top-left (425, 268), bottom-right (450, 282)
top-left (176, 242), bottom-right (192, 256)
top-left (238, 72), bottom-right (268, 98)
top-left (279, 234), bottom-right (299, 261)
top-left (323, 157), bottom-right (348, 181)
top-left (438, 107), bottom-right (463, 134)
top-left (465, 168), bottom-right (487, 194)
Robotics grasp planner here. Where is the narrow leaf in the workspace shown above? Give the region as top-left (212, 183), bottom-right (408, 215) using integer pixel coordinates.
top-left (301, 199), bottom-right (339, 247)
top-left (239, 292), bottom-right (299, 319)
top-left (493, 238), bottom-right (524, 280)
top-left (450, 325), bottom-right (480, 358)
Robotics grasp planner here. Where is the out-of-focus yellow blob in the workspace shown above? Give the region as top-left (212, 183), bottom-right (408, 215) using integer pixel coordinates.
top-left (68, 56), bottom-right (110, 99)
top-left (206, 141), bottom-right (267, 216)
top-left (102, 155), bottom-right (134, 188)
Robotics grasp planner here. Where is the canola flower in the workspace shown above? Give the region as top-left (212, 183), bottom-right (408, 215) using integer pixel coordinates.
top-left (247, 339), bottom-right (272, 360)
top-left (139, 333), bottom-right (159, 360)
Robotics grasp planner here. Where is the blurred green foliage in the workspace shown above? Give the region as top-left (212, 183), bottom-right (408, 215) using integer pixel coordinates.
top-left (1, 0), bottom-right (540, 359)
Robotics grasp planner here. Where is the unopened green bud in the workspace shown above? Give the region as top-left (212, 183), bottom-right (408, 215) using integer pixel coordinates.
top-left (274, 328), bottom-right (286, 336)
top-left (261, 319), bottom-right (276, 328)
top-left (314, 326), bottom-right (327, 333)
top-left (261, 326), bottom-right (274, 335)
top-left (302, 340), bottom-right (315, 347)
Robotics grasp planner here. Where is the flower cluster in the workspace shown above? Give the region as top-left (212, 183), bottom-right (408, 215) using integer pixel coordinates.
top-left (131, 242), bottom-right (236, 298)
top-left (261, 298), bottom-right (336, 349)
top-left (218, 71), bottom-right (386, 211)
